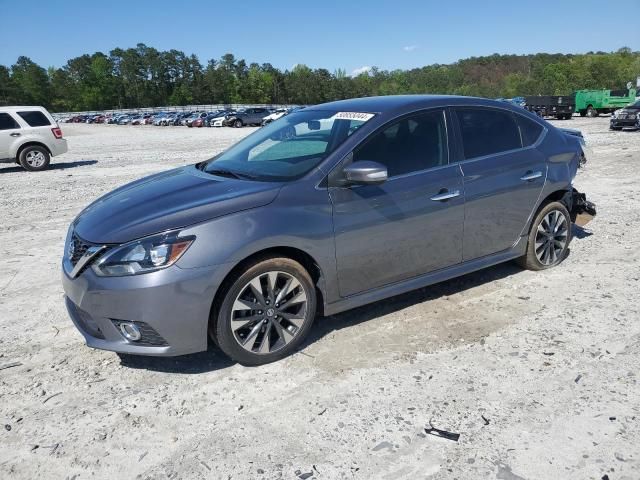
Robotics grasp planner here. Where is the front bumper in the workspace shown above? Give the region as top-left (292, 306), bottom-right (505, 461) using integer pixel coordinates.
top-left (610, 118), bottom-right (638, 129)
top-left (62, 263), bottom-right (223, 356)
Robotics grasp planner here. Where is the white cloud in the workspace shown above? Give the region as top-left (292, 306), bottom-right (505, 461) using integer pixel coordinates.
top-left (403, 45), bottom-right (418, 52)
top-left (351, 66), bottom-right (372, 77)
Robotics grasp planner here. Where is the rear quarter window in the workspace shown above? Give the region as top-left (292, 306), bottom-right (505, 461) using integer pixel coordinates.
top-left (0, 113), bottom-right (20, 130)
top-left (17, 111), bottom-right (51, 127)
top-left (455, 108), bottom-right (522, 160)
top-left (515, 114), bottom-right (544, 147)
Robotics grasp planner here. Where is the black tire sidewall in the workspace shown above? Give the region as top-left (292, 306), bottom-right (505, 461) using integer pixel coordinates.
top-left (19, 146), bottom-right (50, 171)
top-left (214, 257), bottom-right (317, 366)
top-left (526, 201), bottom-right (572, 270)
top-left (234, 119), bottom-right (243, 128)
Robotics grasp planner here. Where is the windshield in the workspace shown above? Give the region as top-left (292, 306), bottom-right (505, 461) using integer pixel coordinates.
top-left (203, 110), bottom-right (373, 181)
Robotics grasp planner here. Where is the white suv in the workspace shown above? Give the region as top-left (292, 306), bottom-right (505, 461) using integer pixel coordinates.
top-left (0, 106), bottom-right (68, 171)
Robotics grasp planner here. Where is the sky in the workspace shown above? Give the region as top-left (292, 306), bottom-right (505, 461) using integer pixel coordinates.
top-left (1, 0), bottom-right (639, 75)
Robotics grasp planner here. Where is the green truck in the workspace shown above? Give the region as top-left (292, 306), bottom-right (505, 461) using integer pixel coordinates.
top-left (574, 88), bottom-right (637, 117)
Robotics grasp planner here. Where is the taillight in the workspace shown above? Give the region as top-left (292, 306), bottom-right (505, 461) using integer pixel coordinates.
top-left (52, 127), bottom-right (63, 139)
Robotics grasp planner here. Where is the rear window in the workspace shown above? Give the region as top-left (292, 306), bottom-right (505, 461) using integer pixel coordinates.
top-left (0, 113), bottom-right (20, 130)
top-left (17, 110), bottom-right (51, 127)
top-left (455, 108), bottom-right (521, 160)
top-left (516, 114), bottom-right (544, 147)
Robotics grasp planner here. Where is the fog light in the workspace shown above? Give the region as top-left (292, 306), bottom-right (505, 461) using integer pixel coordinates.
top-left (119, 322), bottom-right (141, 341)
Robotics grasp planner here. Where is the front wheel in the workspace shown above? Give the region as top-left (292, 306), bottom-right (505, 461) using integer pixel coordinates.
top-left (517, 201), bottom-right (571, 271)
top-left (234, 119), bottom-right (243, 128)
top-left (211, 257), bottom-right (317, 365)
top-left (19, 145), bottom-right (50, 171)
top-left (586, 106), bottom-right (598, 117)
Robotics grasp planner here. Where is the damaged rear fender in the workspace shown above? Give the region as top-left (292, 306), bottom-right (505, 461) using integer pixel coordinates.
top-left (562, 188), bottom-right (597, 227)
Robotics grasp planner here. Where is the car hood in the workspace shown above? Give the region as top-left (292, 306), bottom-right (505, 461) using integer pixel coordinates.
top-left (74, 165), bottom-right (282, 244)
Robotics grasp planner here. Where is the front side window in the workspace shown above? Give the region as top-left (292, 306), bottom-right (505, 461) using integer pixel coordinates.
top-left (0, 113), bottom-right (20, 130)
top-left (455, 108), bottom-right (521, 160)
top-left (17, 110), bottom-right (51, 127)
top-left (353, 110), bottom-right (448, 177)
top-left (203, 110), bottom-right (372, 181)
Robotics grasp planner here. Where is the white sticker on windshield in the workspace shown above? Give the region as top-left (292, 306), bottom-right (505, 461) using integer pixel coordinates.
top-left (331, 112), bottom-right (375, 122)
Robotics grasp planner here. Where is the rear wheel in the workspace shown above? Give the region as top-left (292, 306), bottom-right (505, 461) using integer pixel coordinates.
top-left (586, 106), bottom-right (598, 117)
top-left (19, 145), bottom-right (50, 171)
top-left (211, 257), bottom-right (317, 365)
top-left (517, 201), bottom-right (571, 271)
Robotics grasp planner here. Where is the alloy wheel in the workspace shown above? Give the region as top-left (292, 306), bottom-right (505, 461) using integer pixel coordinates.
top-left (534, 210), bottom-right (568, 266)
top-left (230, 271), bottom-right (308, 354)
top-left (25, 150), bottom-right (46, 168)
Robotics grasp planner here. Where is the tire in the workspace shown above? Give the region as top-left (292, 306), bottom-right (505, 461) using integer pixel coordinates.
top-left (586, 106), bottom-right (597, 117)
top-left (211, 257), bottom-right (317, 366)
top-left (19, 145), bottom-right (50, 172)
top-left (517, 201), bottom-right (572, 271)
top-left (234, 119), bottom-right (243, 128)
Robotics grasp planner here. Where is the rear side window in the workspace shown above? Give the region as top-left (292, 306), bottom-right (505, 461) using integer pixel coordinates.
top-left (0, 113), bottom-right (20, 130)
top-left (515, 114), bottom-right (544, 147)
top-left (354, 109), bottom-right (448, 177)
top-left (17, 110), bottom-right (51, 127)
top-left (455, 108), bottom-right (521, 159)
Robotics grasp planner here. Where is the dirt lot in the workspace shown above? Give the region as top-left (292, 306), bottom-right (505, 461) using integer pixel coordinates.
top-left (0, 118), bottom-right (638, 479)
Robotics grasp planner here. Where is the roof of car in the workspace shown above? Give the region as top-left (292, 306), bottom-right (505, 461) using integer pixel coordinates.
top-left (307, 95), bottom-right (503, 113)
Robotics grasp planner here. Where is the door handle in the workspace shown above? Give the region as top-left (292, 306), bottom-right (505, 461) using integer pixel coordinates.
top-left (430, 189), bottom-right (461, 202)
top-left (520, 170), bottom-right (542, 181)
top-left (9, 132), bottom-right (21, 137)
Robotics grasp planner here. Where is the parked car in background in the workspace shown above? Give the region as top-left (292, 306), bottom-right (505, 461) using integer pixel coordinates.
top-left (61, 95), bottom-right (595, 366)
top-left (524, 95), bottom-right (574, 119)
top-left (186, 112), bottom-right (209, 127)
top-left (204, 111), bottom-right (225, 126)
top-left (211, 111), bottom-right (236, 127)
top-left (575, 88), bottom-right (638, 117)
top-left (0, 106), bottom-right (68, 171)
top-left (118, 115), bottom-right (134, 125)
top-left (261, 108), bottom-right (289, 125)
top-left (223, 107), bottom-right (271, 127)
top-left (610, 99), bottom-right (640, 130)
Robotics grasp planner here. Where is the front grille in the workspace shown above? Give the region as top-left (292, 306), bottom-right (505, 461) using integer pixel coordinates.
top-left (70, 232), bottom-right (92, 266)
top-left (111, 319), bottom-right (169, 347)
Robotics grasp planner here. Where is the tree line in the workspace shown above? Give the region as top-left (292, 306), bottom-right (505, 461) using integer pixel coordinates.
top-left (0, 44), bottom-right (638, 112)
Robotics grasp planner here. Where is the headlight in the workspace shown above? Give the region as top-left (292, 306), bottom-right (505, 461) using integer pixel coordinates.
top-left (92, 231), bottom-right (194, 277)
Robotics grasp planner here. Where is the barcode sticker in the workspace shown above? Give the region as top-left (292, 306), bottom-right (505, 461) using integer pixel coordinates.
top-left (331, 112), bottom-right (375, 122)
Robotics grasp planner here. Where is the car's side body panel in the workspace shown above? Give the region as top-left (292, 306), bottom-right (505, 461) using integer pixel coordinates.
top-left (62, 95), bottom-right (588, 357)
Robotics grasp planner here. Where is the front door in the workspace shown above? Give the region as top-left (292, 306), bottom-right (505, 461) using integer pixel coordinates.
top-left (330, 109), bottom-right (465, 297)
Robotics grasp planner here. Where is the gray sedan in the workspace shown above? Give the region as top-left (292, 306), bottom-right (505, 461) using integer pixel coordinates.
top-left (62, 95), bottom-right (595, 365)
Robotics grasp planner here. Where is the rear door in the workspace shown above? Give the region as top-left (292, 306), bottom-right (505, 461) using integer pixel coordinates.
top-left (330, 108), bottom-right (465, 297)
top-left (0, 112), bottom-right (21, 160)
top-left (452, 107), bottom-right (547, 260)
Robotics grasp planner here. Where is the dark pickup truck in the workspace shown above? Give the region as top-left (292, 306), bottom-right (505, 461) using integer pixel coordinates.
top-left (524, 96), bottom-right (575, 120)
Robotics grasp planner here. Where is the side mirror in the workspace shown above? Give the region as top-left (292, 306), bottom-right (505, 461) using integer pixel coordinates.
top-left (343, 161), bottom-right (388, 185)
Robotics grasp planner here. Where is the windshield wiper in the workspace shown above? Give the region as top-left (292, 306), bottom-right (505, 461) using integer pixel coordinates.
top-left (205, 167), bottom-right (257, 180)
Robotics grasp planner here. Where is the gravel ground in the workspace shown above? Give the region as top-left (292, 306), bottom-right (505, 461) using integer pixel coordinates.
top-left (0, 119), bottom-right (638, 480)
